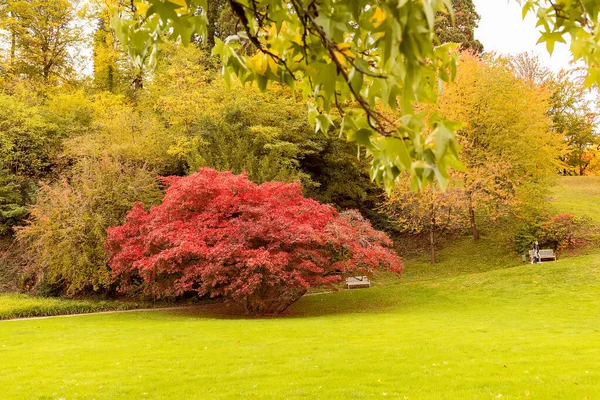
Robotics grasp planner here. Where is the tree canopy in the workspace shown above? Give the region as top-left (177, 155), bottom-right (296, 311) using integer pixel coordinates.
top-left (115, 0), bottom-right (600, 191)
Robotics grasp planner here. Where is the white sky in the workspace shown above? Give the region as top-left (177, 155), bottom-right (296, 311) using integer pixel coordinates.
top-left (473, 0), bottom-right (572, 72)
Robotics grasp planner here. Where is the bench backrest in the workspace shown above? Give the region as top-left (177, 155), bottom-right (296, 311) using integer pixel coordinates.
top-left (346, 276), bottom-right (369, 283)
top-left (528, 249), bottom-right (555, 256)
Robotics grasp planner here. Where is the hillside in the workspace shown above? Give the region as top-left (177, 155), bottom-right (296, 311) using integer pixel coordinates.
top-left (550, 176), bottom-right (600, 224)
top-left (2, 177), bottom-right (600, 398)
top-left (2, 252), bottom-right (599, 399)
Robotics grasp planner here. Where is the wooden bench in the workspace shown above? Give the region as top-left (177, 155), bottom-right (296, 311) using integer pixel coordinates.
top-left (346, 276), bottom-right (371, 289)
top-left (528, 249), bottom-right (557, 262)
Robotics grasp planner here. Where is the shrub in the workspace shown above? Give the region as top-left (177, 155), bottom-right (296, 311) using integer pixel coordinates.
top-left (0, 166), bottom-right (28, 235)
top-left (106, 169), bottom-right (402, 314)
top-left (539, 214), bottom-right (589, 251)
top-left (514, 213), bottom-right (589, 252)
top-left (17, 156), bottom-right (163, 295)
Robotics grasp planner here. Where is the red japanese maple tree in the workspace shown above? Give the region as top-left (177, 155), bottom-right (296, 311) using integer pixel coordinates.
top-left (106, 169), bottom-right (402, 314)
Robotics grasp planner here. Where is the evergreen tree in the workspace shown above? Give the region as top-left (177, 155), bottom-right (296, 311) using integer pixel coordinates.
top-left (435, 0), bottom-right (483, 54)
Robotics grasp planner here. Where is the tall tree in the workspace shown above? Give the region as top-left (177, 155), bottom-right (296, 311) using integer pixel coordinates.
top-left (113, 0), bottom-right (464, 191)
top-left (435, 0), bottom-right (483, 54)
top-left (432, 53), bottom-right (561, 239)
top-left (385, 175), bottom-right (467, 264)
top-left (92, 1), bottom-right (120, 92)
top-left (548, 71), bottom-right (599, 175)
top-left (116, 0), bottom-right (600, 191)
top-left (1, 0), bottom-right (84, 83)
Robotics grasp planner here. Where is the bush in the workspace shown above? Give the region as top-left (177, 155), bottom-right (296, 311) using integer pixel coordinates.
top-left (539, 214), bottom-right (589, 251)
top-left (106, 169), bottom-right (402, 314)
top-left (0, 293), bottom-right (141, 320)
top-left (17, 156), bottom-right (163, 295)
top-left (514, 213), bottom-right (589, 252)
top-left (0, 166), bottom-right (28, 235)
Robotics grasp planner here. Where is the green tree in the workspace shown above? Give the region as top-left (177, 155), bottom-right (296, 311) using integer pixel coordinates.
top-left (431, 53), bottom-right (561, 239)
top-left (0, 94), bottom-right (60, 178)
top-left (116, 0), bottom-right (600, 191)
top-left (0, 0), bottom-right (84, 83)
top-left (547, 71), bottom-right (598, 176)
top-left (435, 0), bottom-right (483, 54)
top-left (114, 0), bottom-right (463, 190)
top-left (145, 44), bottom-right (382, 211)
top-left (0, 164), bottom-right (27, 236)
top-left (64, 92), bottom-right (182, 176)
top-left (18, 156), bottom-right (163, 295)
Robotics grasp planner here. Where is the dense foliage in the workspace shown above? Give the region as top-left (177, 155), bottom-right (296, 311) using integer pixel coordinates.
top-left (431, 53), bottom-right (561, 236)
top-left (0, 0), bottom-right (597, 302)
top-left (115, 0), bottom-right (464, 191)
top-left (106, 169), bottom-right (402, 314)
top-left (514, 214), bottom-right (590, 253)
top-left (435, 0), bottom-right (483, 54)
top-left (17, 157), bottom-right (162, 295)
top-left (119, 0), bottom-right (600, 191)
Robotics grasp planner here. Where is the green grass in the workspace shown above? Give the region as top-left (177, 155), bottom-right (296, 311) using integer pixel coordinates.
top-left (398, 235), bottom-right (521, 282)
top-left (1, 253), bottom-right (599, 399)
top-left (1, 176), bottom-right (599, 398)
top-left (549, 176), bottom-right (600, 224)
top-left (0, 293), bottom-right (145, 320)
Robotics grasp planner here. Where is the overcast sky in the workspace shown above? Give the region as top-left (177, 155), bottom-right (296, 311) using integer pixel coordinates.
top-left (473, 0), bottom-right (572, 71)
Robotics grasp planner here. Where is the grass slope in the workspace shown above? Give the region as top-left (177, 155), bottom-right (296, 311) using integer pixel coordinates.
top-left (1, 254), bottom-right (599, 399)
top-left (550, 176), bottom-right (600, 224)
top-left (0, 293), bottom-right (146, 320)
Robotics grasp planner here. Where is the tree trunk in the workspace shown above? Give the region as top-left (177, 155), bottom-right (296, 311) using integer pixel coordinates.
top-left (205, 0), bottom-right (218, 49)
top-left (468, 193), bottom-right (480, 240)
top-left (10, 29), bottom-right (16, 62)
top-left (133, 73), bottom-right (143, 90)
top-left (430, 205), bottom-right (436, 264)
top-left (107, 65), bottom-right (114, 92)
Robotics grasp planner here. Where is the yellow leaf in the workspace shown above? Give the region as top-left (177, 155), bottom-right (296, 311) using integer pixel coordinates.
top-left (168, 0), bottom-right (188, 13)
top-left (169, 0), bottom-right (187, 7)
top-left (370, 7), bottom-right (387, 28)
top-left (249, 53), bottom-right (268, 75)
top-left (333, 50), bottom-right (347, 68)
top-left (337, 42), bottom-right (354, 57)
top-left (133, 1), bottom-right (151, 16)
top-left (267, 57), bottom-right (278, 75)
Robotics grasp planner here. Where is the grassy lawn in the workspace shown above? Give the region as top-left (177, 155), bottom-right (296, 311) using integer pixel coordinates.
top-left (549, 176), bottom-right (600, 224)
top-left (0, 293), bottom-right (146, 320)
top-left (1, 253), bottom-right (599, 399)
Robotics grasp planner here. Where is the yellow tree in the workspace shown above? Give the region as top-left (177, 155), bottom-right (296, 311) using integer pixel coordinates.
top-left (92, 0), bottom-right (121, 92)
top-left (385, 175), bottom-right (467, 264)
top-left (433, 53), bottom-right (561, 239)
top-left (1, 0), bottom-right (84, 83)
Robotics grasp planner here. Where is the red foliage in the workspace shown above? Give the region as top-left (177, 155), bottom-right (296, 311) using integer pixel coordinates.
top-left (540, 213), bottom-right (588, 251)
top-left (106, 169), bottom-right (402, 314)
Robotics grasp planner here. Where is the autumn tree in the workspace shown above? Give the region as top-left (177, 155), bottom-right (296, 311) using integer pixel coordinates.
top-left (0, 0), bottom-right (84, 83)
top-left (18, 156), bottom-right (162, 295)
top-left (547, 70), bottom-right (599, 176)
top-left (384, 175), bottom-right (466, 264)
top-left (64, 92), bottom-right (183, 176)
top-left (106, 169), bottom-right (402, 314)
top-left (510, 52), bottom-right (600, 176)
top-left (432, 53), bottom-right (561, 239)
top-left (92, 0), bottom-right (122, 92)
top-left (509, 52), bottom-right (552, 85)
top-left (0, 94), bottom-right (61, 178)
top-left (116, 0), bottom-right (600, 191)
top-left (435, 0), bottom-right (483, 54)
